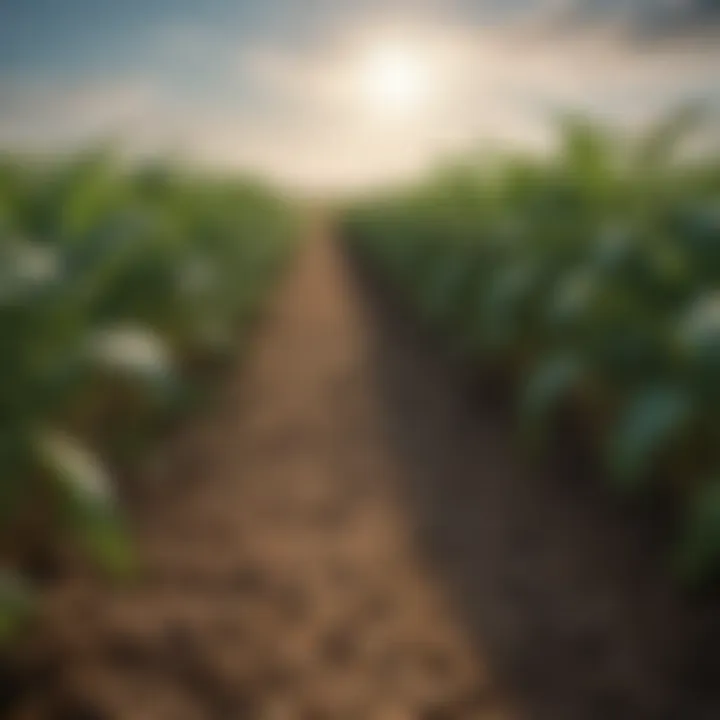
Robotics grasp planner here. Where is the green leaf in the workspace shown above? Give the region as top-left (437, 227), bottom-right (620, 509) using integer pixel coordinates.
top-left (635, 103), bottom-right (706, 170)
top-left (677, 292), bottom-right (720, 368)
top-left (0, 240), bottom-right (62, 306)
top-left (675, 479), bottom-right (720, 584)
top-left (0, 570), bottom-right (33, 643)
top-left (480, 263), bottom-right (537, 351)
top-left (85, 324), bottom-right (175, 399)
top-left (37, 430), bottom-right (113, 505)
top-left (520, 353), bottom-right (584, 437)
top-left (545, 270), bottom-right (597, 331)
top-left (35, 431), bottom-right (132, 574)
top-left (605, 385), bottom-right (691, 492)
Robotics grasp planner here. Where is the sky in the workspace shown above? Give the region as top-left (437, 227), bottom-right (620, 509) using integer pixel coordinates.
top-left (0, 0), bottom-right (719, 190)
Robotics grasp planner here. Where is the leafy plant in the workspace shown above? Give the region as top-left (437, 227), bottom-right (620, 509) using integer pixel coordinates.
top-left (0, 152), bottom-right (297, 637)
top-left (345, 107), bottom-right (720, 581)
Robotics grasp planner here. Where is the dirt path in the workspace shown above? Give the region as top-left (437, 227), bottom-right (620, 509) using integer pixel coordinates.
top-left (5, 226), bottom-right (720, 720)
top-left (5, 228), bottom-right (512, 719)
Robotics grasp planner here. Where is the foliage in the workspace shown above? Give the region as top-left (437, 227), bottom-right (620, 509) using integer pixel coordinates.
top-left (0, 150), bottom-right (296, 634)
top-left (344, 107), bottom-right (720, 581)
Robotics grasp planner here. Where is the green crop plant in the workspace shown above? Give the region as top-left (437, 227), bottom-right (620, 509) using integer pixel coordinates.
top-left (344, 107), bottom-right (720, 583)
top-left (0, 149), bottom-right (297, 638)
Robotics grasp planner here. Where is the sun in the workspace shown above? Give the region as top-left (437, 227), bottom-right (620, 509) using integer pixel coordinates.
top-left (360, 42), bottom-right (433, 118)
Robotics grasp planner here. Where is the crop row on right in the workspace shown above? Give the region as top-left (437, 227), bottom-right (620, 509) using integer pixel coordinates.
top-left (344, 109), bottom-right (720, 582)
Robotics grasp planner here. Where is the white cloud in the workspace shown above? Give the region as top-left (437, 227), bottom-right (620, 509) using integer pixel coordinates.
top-left (1, 13), bottom-right (718, 190)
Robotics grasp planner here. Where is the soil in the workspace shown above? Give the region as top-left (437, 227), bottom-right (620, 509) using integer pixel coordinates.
top-left (2, 225), bottom-right (719, 719)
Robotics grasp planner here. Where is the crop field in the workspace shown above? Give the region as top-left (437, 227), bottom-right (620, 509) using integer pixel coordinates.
top-left (344, 110), bottom-right (720, 582)
top-left (1, 114), bottom-right (719, 720)
top-left (4, 0), bottom-right (720, 713)
top-left (0, 151), bottom-right (297, 639)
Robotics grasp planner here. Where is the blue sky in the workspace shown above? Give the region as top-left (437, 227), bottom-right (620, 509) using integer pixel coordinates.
top-left (1, 1), bottom-right (719, 188)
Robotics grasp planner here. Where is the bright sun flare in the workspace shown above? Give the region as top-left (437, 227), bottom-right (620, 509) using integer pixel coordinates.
top-left (360, 43), bottom-right (432, 117)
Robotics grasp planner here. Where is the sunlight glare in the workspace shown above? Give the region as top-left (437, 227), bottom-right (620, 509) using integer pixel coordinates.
top-left (360, 43), bottom-right (433, 118)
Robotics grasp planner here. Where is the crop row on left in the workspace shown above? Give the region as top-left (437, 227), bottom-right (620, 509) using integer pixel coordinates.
top-left (0, 150), bottom-right (298, 637)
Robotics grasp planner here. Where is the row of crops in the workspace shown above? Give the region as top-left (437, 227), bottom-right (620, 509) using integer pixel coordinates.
top-left (0, 150), bottom-right (297, 637)
top-left (344, 109), bottom-right (720, 583)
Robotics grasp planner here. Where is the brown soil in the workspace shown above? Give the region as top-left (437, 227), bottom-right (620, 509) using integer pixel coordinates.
top-left (2, 226), bottom-right (719, 719)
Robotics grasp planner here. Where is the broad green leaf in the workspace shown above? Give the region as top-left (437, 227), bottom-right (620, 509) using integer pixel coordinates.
top-left (606, 385), bottom-right (691, 492)
top-left (678, 292), bottom-right (720, 348)
top-left (0, 571), bottom-right (33, 643)
top-left (0, 240), bottom-right (61, 305)
top-left (520, 353), bottom-right (584, 442)
top-left (480, 263), bottom-right (537, 350)
top-left (635, 103), bottom-right (706, 170)
top-left (678, 292), bottom-right (720, 362)
top-left (35, 430), bottom-right (131, 573)
top-left (85, 324), bottom-right (175, 398)
top-left (675, 479), bottom-right (720, 584)
top-left (545, 270), bottom-right (597, 330)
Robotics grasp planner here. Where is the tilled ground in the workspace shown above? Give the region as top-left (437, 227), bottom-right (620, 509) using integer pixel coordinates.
top-left (3, 231), bottom-right (511, 719)
top-left (3, 228), bottom-right (720, 720)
